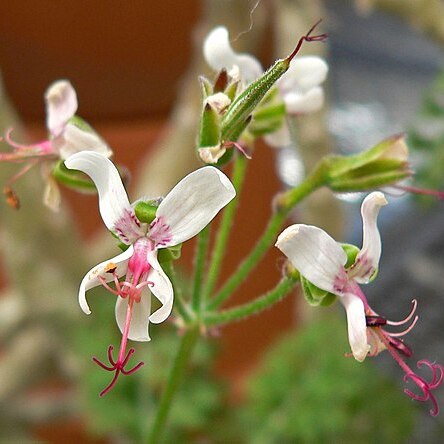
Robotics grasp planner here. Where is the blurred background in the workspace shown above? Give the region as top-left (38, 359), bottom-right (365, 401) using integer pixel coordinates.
top-left (0, 0), bottom-right (444, 442)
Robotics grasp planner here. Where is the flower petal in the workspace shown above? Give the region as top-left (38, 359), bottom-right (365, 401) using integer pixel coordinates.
top-left (147, 250), bottom-right (174, 324)
top-left (340, 292), bottom-right (370, 362)
top-left (352, 192), bottom-right (388, 284)
top-left (45, 80), bottom-right (78, 137)
top-left (64, 151), bottom-right (132, 231)
top-left (278, 56), bottom-right (328, 92)
top-left (78, 247), bottom-right (133, 314)
top-left (275, 224), bottom-right (348, 295)
top-left (283, 87), bottom-right (324, 114)
top-left (115, 290), bottom-right (151, 341)
top-left (203, 26), bottom-right (263, 83)
top-left (263, 122), bottom-right (293, 148)
top-left (151, 166), bottom-right (235, 247)
top-left (56, 123), bottom-right (112, 160)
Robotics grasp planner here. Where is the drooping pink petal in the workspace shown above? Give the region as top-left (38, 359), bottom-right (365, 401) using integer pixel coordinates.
top-left (78, 247), bottom-right (133, 314)
top-left (203, 26), bottom-right (263, 83)
top-left (352, 192), bottom-right (388, 284)
top-left (152, 166), bottom-right (235, 247)
top-left (45, 80), bottom-right (78, 137)
top-left (275, 224), bottom-right (348, 295)
top-left (64, 151), bottom-right (133, 232)
top-left (146, 250), bottom-right (174, 324)
top-left (56, 123), bottom-right (112, 160)
top-left (340, 292), bottom-right (370, 362)
top-left (115, 290), bottom-right (151, 341)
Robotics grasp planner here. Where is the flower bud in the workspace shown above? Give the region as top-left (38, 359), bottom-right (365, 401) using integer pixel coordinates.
top-left (325, 134), bottom-right (411, 192)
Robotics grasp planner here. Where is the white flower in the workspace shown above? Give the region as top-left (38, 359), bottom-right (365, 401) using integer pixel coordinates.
top-left (275, 192), bottom-right (388, 361)
top-left (65, 151), bottom-right (235, 395)
top-left (1, 80), bottom-right (112, 210)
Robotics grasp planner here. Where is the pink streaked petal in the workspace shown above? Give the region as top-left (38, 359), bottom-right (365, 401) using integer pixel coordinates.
top-left (78, 247), bottom-right (133, 314)
top-left (283, 87), bottom-right (324, 114)
top-left (64, 151), bottom-right (132, 232)
top-left (153, 166), bottom-right (235, 247)
top-left (352, 192), bottom-right (388, 284)
top-left (203, 26), bottom-right (263, 84)
top-left (146, 250), bottom-right (174, 324)
top-left (340, 292), bottom-right (370, 362)
top-left (56, 124), bottom-right (112, 160)
top-left (275, 224), bottom-right (348, 295)
top-left (45, 80), bottom-right (78, 137)
top-left (115, 291), bottom-right (151, 342)
top-left (278, 56), bottom-right (328, 92)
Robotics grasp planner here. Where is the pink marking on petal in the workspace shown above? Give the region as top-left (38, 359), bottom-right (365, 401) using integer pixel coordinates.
top-left (149, 216), bottom-right (173, 246)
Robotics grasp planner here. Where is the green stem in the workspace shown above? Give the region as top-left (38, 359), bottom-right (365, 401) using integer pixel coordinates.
top-left (204, 276), bottom-right (297, 326)
top-left (163, 261), bottom-right (192, 323)
top-left (208, 166), bottom-right (325, 310)
top-left (147, 328), bottom-right (199, 444)
top-left (204, 155), bottom-right (247, 300)
top-left (191, 226), bottom-right (210, 313)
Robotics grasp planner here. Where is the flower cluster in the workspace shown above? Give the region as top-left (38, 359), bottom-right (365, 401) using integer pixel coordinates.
top-left (276, 192), bottom-right (443, 415)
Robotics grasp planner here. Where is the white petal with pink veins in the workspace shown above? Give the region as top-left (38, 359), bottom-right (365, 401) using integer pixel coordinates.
top-left (152, 166), bottom-right (235, 247)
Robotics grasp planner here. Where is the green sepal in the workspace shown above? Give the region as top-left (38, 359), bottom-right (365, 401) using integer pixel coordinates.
top-left (301, 276), bottom-right (330, 306)
top-left (158, 243), bottom-right (182, 263)
top-left (199, 103), bottom-right (221, 148)
top-left (199, 76), bottom-right (214, 99)
top-left (221, 58), bottom-right (290, 141)
top-left (134, 200), bottom-right (159, 224)
top-left (117, 241), bottom-right (130, 252)
top-left (224, 79), bottom-right (240, 102)
top-left (52, 159), bottom-right (97, 193)
top-left (68, 115), bottom-right (95, 132)
top-left (342, 243), bottom-right (360, 268)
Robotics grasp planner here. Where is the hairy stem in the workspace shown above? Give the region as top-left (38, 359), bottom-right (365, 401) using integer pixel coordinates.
top-left (204, 276), bottom-right (298, 326)
top-left (204, 155), bottom-right (248, 300)
top-left (147, 328), bottom-right (199, 443)
top-left (208, 165), bottom-right (325, 310)
top-left (192, 226), bottom-right (210, 314)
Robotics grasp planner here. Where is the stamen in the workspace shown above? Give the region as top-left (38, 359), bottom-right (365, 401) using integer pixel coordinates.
top-left (387, 337), bottom-right (413, 358)
top-left (387, 299), bottom-right (418, 326)
top-left (387, 315), bottom-right (419, 337)
top-left (222, 140), bottom-right (252, 159)
top-left (366, 315), bottom-right (387, 327)
top-left (287, 19), bottom-right (328, 62)
top-left (393, 184), bottom-right (444, 200)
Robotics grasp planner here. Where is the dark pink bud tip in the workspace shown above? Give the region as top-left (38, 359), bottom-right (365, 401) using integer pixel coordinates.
top-left (388, 337), bottom-right (413, 358)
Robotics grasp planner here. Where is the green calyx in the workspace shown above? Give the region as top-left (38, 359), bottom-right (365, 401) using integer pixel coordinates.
top-left (325, 134), bottom-right (411, 192)
top-left (52, 160), bottom-right (96, 192)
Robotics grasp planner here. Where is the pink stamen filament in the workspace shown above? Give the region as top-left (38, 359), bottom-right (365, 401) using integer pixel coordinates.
top-left (393, 184), bottom-right (444, 200)
top-left (222, 141), bottom-right (252, 159)
top-left (387, 315), bottom-right (419, 337)
top-left (387, 299), bottom-right (418, 326)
